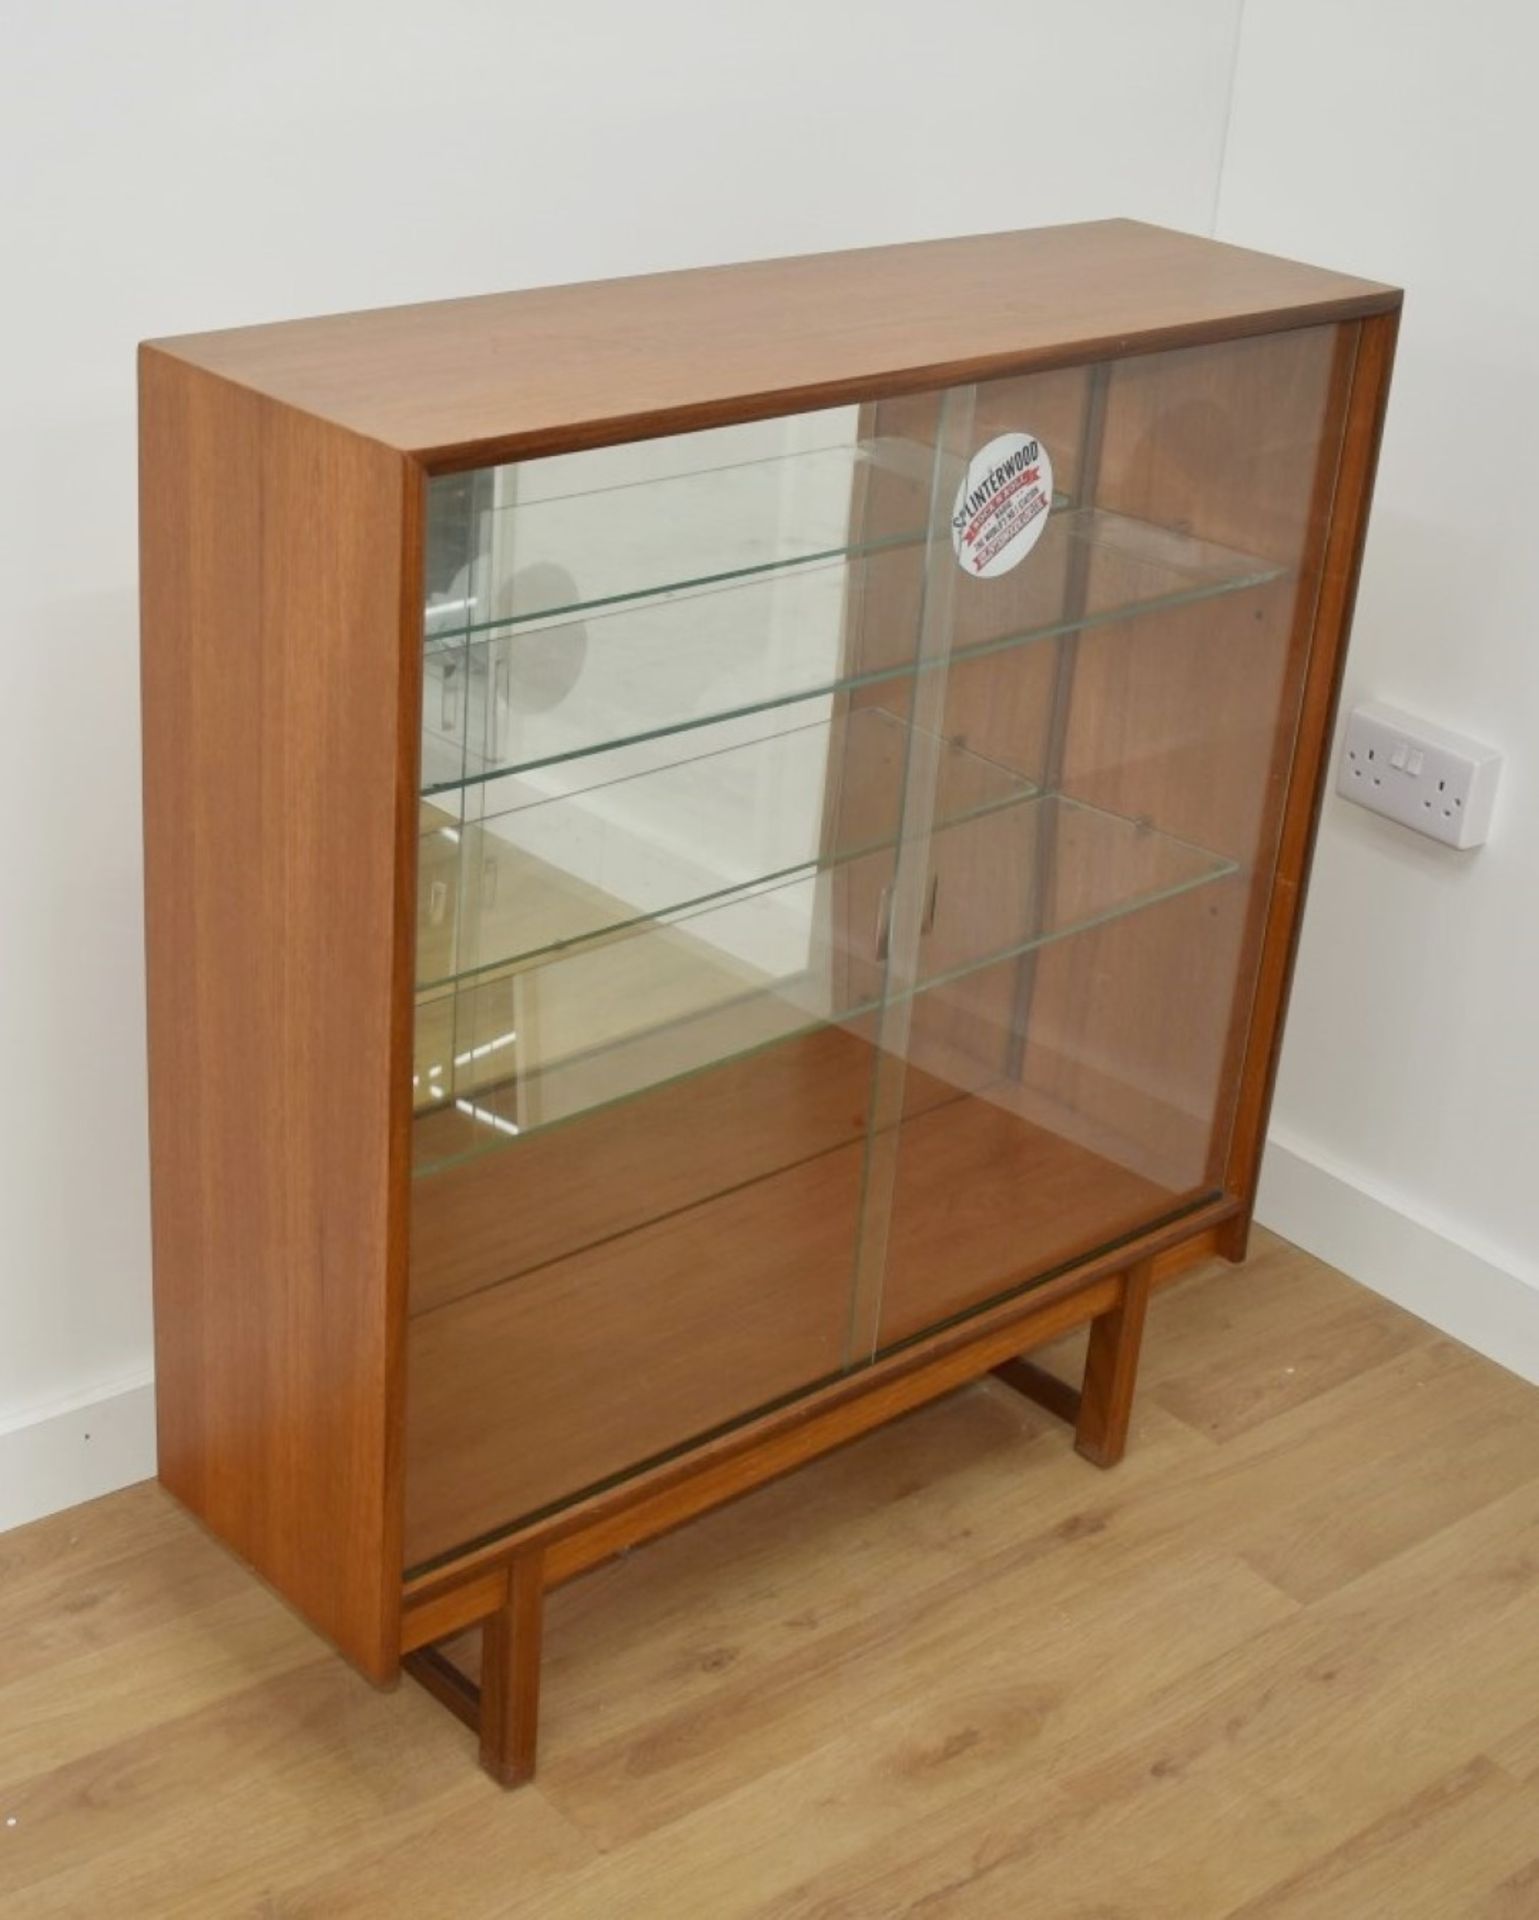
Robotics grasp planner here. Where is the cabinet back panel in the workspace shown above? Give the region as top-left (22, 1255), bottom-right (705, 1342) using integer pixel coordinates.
top-left (408, 1021), bottom-right (958, 1317)
top-left (1018, 325), bottom-right (1346, 1186)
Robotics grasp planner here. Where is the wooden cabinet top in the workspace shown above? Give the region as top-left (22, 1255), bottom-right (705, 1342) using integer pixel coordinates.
top-left (142, 219), bottom-right (1398, 471)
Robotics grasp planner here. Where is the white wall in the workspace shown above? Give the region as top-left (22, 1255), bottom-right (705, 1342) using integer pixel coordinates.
top-left (1218, 0), bottom-right (1539, 1379)
top-left (0, 1), bottom-right (1245, 1526)
top-left (17, 0), bottom-right (1533, 1533)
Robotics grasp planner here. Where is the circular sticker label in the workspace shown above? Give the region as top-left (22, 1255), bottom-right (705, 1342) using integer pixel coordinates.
top-left (951, 431), bottom-right (1054, 578)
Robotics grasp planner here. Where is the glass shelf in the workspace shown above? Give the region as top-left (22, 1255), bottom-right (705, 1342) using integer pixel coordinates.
top-left (424, 435), bottom-right (938, 643)
top-left (420, 505), bottom-right (1285, 799)
top-left (411, 792), bottom-right (1237, 1176)
top-left (416, 703), bottom-right (1036, 993)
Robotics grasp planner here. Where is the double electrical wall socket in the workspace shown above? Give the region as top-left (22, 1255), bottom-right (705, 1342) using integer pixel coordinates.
top-left (1337, 700), bottom-right (1501, 849)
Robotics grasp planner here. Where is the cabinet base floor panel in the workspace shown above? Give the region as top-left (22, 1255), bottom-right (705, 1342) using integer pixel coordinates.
top-left (404, 1023), bottom-right (1219, 1571)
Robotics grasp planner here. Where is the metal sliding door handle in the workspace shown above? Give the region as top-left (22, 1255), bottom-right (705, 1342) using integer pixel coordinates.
top-left (874, 874), bottom-right (939, 961)
top-left (874, 883), bottom-right (894, 963)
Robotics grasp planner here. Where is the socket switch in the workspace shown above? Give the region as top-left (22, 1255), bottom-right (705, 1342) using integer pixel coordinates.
top-left (1337, 700), bottom-right (1501, 849)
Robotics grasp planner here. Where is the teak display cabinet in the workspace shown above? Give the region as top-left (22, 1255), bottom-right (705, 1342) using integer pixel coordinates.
top-left (139, 221), bottom-right (1399, 1786)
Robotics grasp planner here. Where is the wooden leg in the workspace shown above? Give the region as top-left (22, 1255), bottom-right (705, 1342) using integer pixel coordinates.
top-left (992, 1354), bottom-right (1082, 1425)
top-left (1074, 1258), bottom-right (1153, 1469)
top-left (1216, 1210), bottom-right (1253, 1264)
top-left (403, 1642), bottom-right (481, 1731)
top-left (479, 1551), bottom-right (545, 1788)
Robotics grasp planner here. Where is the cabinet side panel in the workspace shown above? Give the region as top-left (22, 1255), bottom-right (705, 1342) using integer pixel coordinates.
top-left (1219, 308), bottom-right (1400, 1234)
top-left (139, 350), bottom-right (413, 1679)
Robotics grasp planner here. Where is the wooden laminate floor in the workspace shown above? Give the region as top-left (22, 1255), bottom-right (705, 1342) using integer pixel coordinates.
top-left (4, 1228), bottom-right (1539, 1917)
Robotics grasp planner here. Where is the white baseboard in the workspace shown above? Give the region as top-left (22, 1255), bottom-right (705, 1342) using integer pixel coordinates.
top-left (1256, 1129), bottom-right (1539, 1386)
top-left (0, 1373), bottom-right (157, 1534)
